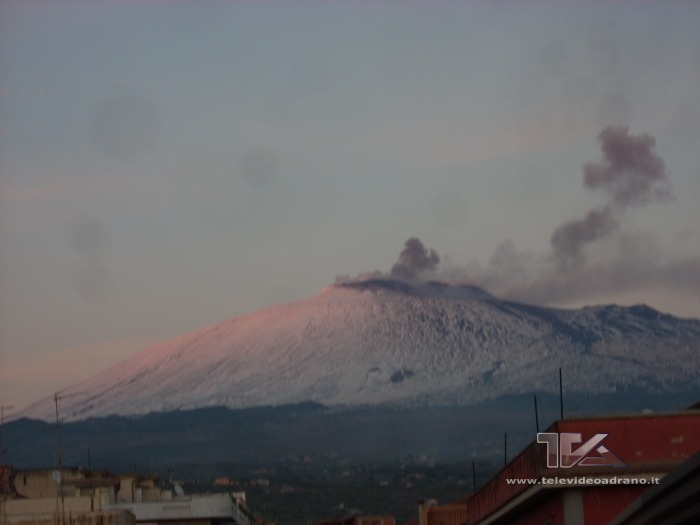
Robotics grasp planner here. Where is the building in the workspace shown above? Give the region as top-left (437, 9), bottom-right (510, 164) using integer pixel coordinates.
top-left (609, 450), bottom-right (700, 524)
top-left (315, 516), bottom-right (396, 525)
top-left (1, 466), bottom-right (253, 525)
top-left (418, 409), bottom-right (700, 525)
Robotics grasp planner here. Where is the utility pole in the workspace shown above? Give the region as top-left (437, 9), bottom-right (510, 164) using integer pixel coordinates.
top-left (1, 404), bottom-right (14, 463)
top-left (559, 368), bottom-right (564, 421)
top-left (54, 393), bottom-right (63, 525)
top-left (88, 447), bottom-right (93, 511)
top-left (1, 404), bottom-right (14, 525)
top-left (54, 392), bottom-right (85, 525)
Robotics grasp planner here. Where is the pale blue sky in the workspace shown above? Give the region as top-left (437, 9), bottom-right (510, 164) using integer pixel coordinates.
top-left (2, 1), bottom-right (700, 409)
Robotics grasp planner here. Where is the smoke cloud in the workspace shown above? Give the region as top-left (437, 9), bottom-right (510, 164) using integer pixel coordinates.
top-left (583, 126), bottom-right (672, 207)
top-left (339, 127), bottom-right (700, 310)
top-left (550, 206), bottom-right (619, 268)
top-left (390, 237), bottom-right (440, 282)
top-left (550, 126), bottom-right (672, 268)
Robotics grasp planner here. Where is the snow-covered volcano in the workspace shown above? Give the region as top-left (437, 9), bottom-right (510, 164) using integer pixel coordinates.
top-left (17, 279), bottom-right (700, 422)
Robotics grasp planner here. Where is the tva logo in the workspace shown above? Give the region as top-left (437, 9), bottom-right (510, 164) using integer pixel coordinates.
top-left (537, 432), bottom-right (625, 468)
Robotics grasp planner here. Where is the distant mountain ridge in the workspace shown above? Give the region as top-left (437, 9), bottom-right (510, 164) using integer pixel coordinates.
top-left (15, 279), bottom-right (700, 422)
top-left (9, 391), bottom-right (700, 471)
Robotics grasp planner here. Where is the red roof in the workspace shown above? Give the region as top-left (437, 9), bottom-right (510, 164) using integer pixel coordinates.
top-left (431, 411), bottom-right (700, 525)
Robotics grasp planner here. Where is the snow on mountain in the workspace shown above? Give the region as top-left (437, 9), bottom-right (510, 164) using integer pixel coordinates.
top-left (16, 279), bottom-right (700, 422)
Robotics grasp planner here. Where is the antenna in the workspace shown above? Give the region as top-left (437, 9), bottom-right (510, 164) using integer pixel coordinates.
top-left (533, 395), bottom-right (540, 433)
top-left (0, 404), bottom-right (13, 525)
top-left (1, 404), bottom-right (15, 463)
top-left (54, 391), bottom-right (86, 525)
top-left (559, 368), bottom-right (564, 421)
top-left (88, 447), bottom-right (93, 511)
top-left (504, 432), bottom-right (508, 467)
top-left (54, 391), bottom-right (87, 467)
top-left (472, 460), bottom-right (477, 494)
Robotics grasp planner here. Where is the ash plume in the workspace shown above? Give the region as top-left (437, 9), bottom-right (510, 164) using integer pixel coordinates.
top-left (583, 126), bottom-right (672, 207)
top-left (390, 237), bottom-right (440, 281)
top-left (338, 127), bottom-right (700, 310)
top-left (489, 126), bottom-right (696, 305)
top-left (551, 207), bottom-right (619, 268)
top-left (550, 126), bottom-right (671, 268)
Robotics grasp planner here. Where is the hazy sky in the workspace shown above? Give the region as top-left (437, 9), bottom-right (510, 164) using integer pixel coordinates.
top-left (2, 2), bottom-right (700, 410)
